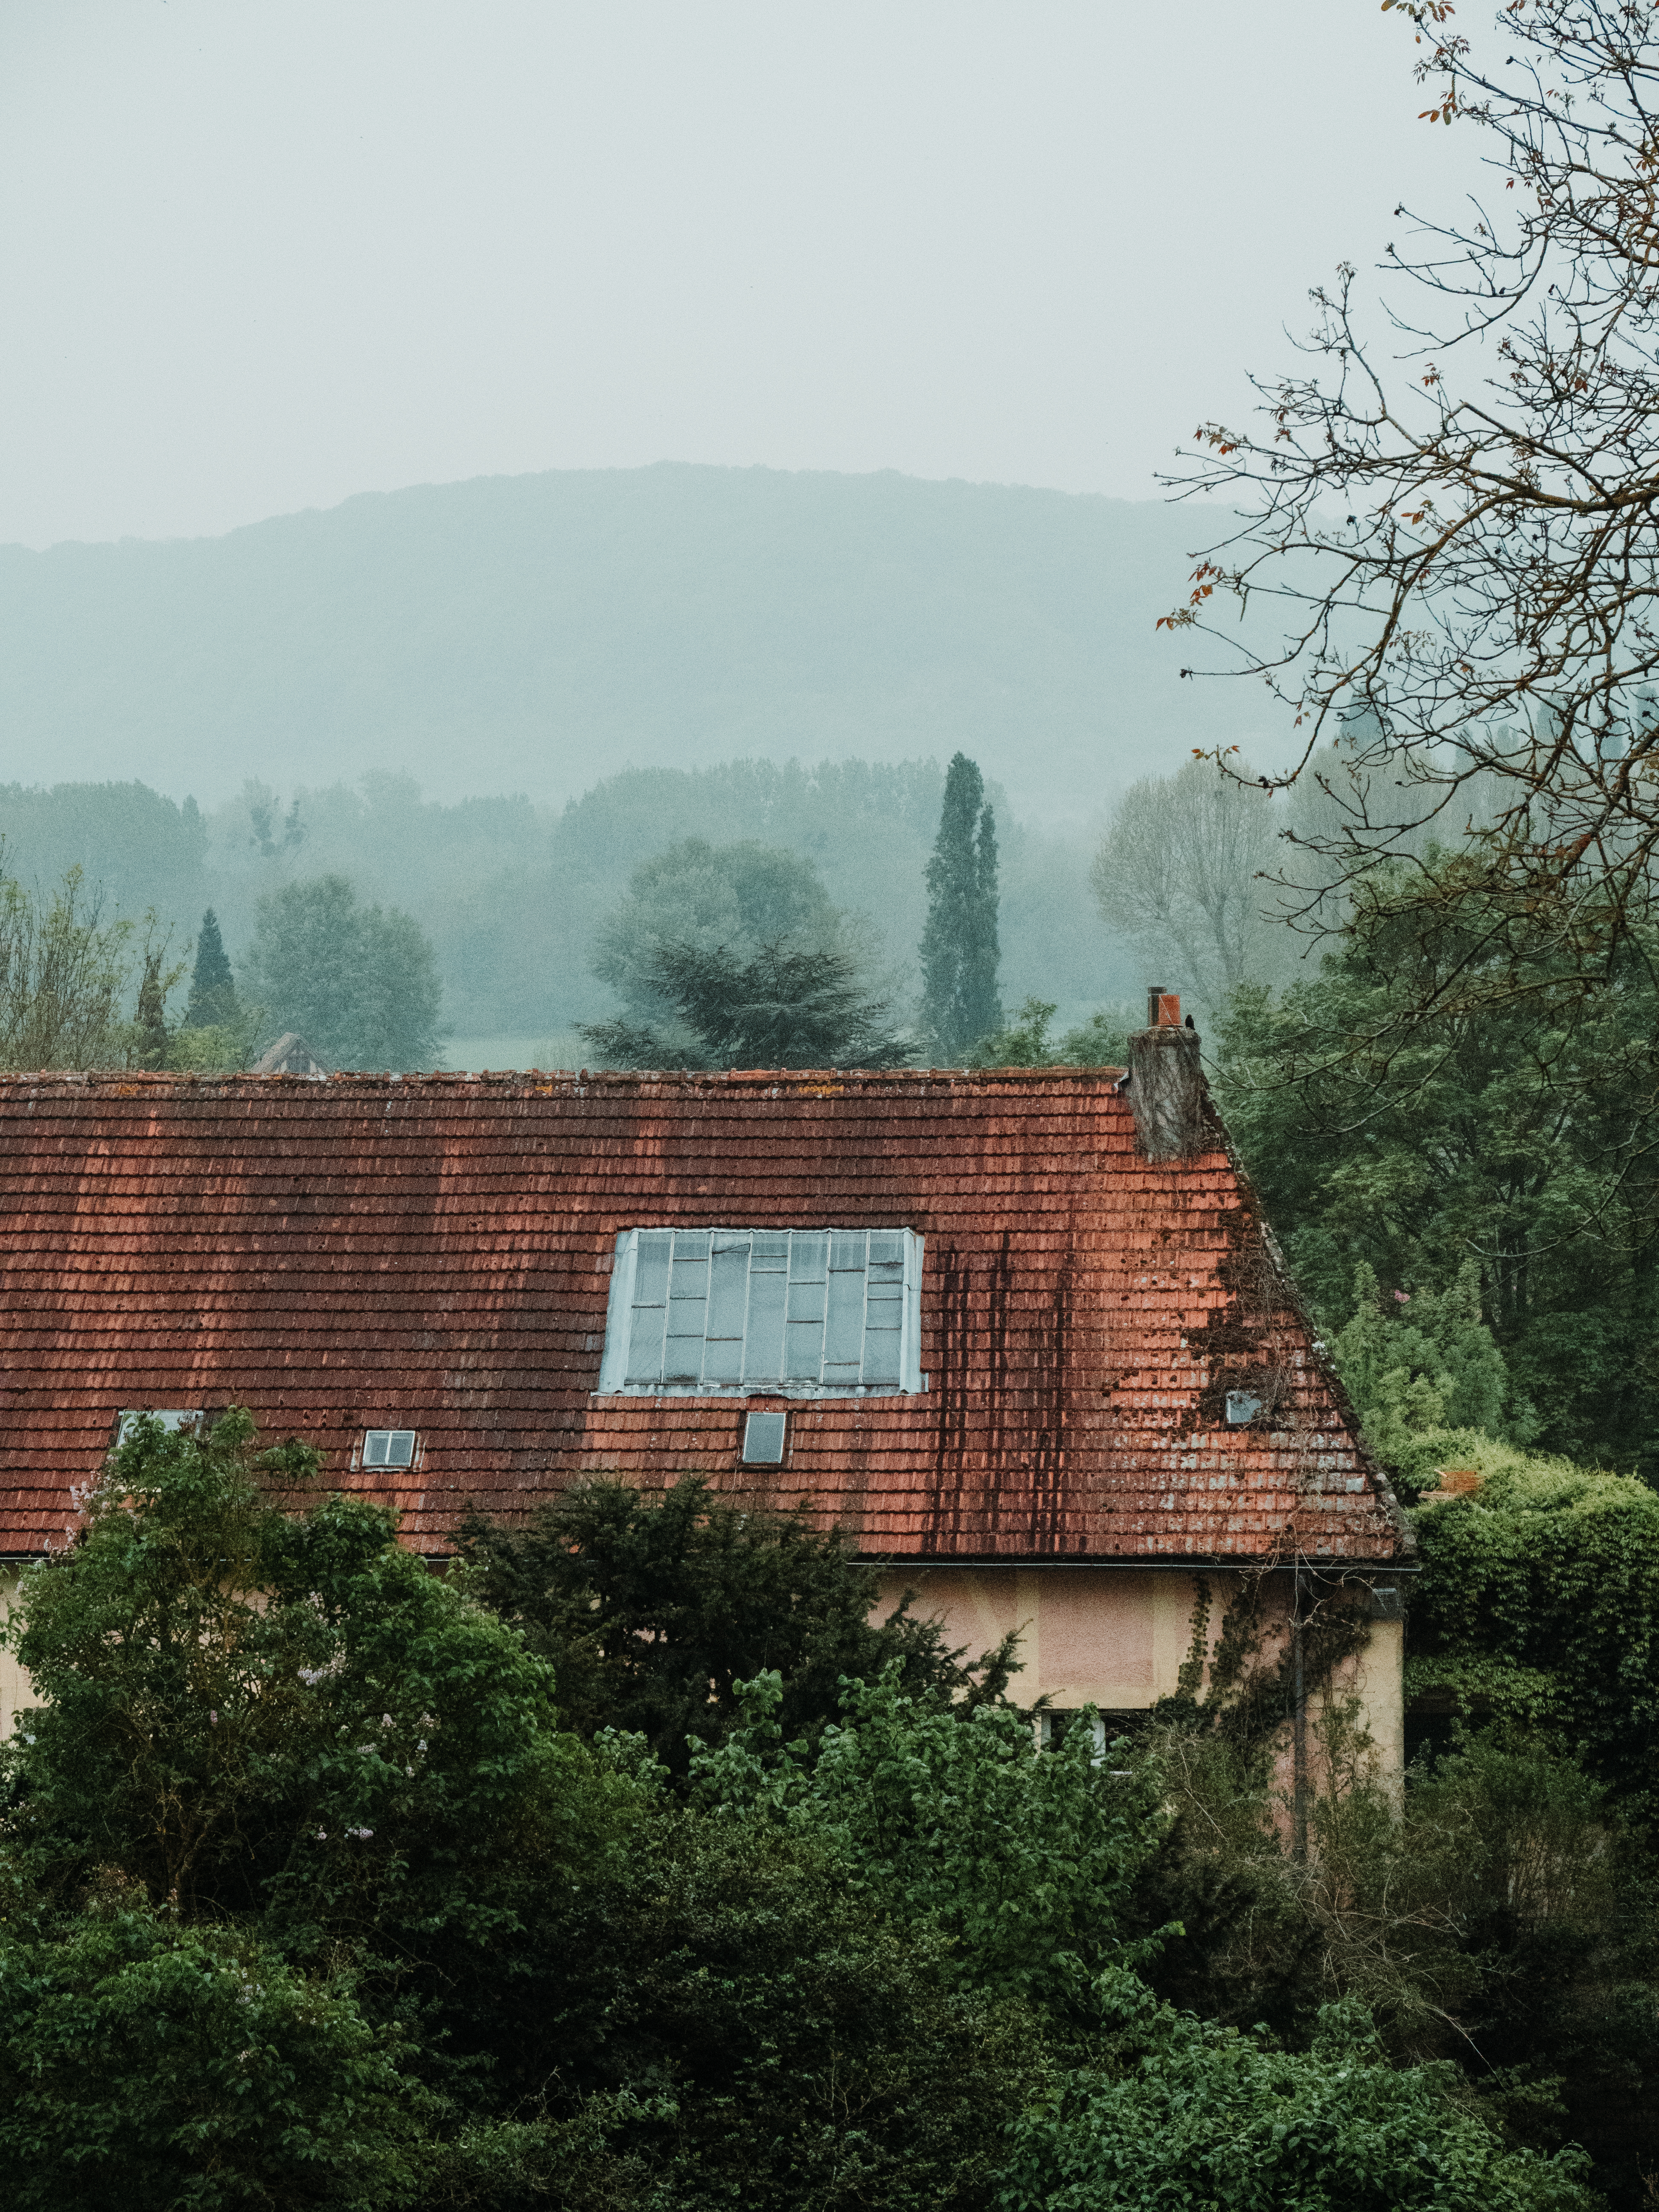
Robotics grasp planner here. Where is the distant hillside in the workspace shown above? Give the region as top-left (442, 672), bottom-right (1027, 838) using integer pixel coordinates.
top-left (0, 465), bottom-right (1271, 827)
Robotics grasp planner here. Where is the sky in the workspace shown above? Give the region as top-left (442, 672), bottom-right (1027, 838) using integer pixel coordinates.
top-left (0, 0), bottom-right (1489, 550)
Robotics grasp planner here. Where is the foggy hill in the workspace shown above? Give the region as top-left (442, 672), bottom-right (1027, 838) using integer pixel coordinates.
top-left (0, 465), bottom-right (1268, 827)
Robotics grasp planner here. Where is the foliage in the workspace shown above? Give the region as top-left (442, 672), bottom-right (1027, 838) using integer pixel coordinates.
top-left (1126, 1717), bottom-right (1659, 2206)
top-left (183, 906), bottom-right (241, 1029)
top-left (0, 1883), bottom-right (429, 2212)
top-left (970, 995), bottom-right (1136, 1069)
top-left (0, 1428), bottom-right (1053, 2210)
top-left (690, 1668), bottom-right (1165, 2026)
top-left (578, 937), bottom-right (910, 1070)
top-left (0, 1412), bottom-right (598, 1941)
top-left (1406, 1447), bottom-right (1659, 1821)
top-left (535, 1808), bottom-right (1048, 2212)
top-left (1090, 757), bottom-right (1278, 1021)
top-left (456, 1476), bottom-right (1018, 1774)
top-left (0, 757), bottom-right (1133, 1052)
top-left (133, 949), bottom-right (171, 1070)
top-left (920, 751), bottom-right (1001, 1060)
top-left (0, 864), bottom-right (140, 1071)
top-left (242, 873), bottom-right (444, 1070)
top-left (1215, 865), bottom-right (1659, 1473)
top-left (591, 836), bottom-right (844, 1036)
top-left (1165, 2), bottom-right (1659, 1153)
top-left (995, 1982), bottom-right (1598, 2212)
top-left (1332, 1259), bottom-right (1531, 1462)
top-left (6, 1427), bottom-right (1651, 2209)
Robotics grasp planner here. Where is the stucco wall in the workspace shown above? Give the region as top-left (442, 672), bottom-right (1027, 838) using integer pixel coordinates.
top-left (873, 1563), bottom-right (1405, 1784)
top-left (0, 1565), bottom-right (40, 1743)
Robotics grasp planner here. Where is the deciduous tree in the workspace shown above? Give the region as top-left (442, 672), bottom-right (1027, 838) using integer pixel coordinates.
top-left (1165, 0), bottom-right (1659, 1141)
top-left (243, 873), bottom-right (443, 1069)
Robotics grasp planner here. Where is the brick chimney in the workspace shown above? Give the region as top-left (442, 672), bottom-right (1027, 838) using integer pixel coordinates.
top-left (1127, 987), bottom-right (1206, 1160)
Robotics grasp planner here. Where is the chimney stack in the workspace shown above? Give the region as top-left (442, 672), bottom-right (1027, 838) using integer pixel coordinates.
top-left (1127, 984), bottom-right (1205, 1160)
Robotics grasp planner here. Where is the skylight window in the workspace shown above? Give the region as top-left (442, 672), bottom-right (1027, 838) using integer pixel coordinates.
top-left (596, 1228), bottom-right (923, 1398)
top-left (742, 1411), bottom-right (787, 1464)
top-left (113, 1408), bottom-right (204, 1444)
top-left (363, 1429), bottom-right (416, 1468)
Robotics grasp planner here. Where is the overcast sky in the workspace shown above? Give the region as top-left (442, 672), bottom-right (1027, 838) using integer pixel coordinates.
top-left (0, 0), bottom-right (1485, 549)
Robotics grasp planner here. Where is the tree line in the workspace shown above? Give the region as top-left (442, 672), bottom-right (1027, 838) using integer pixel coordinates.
top-left (0, 750), bottom-right (1132, 1074)
top-left (0, 758), bottom-right (1133, 1051)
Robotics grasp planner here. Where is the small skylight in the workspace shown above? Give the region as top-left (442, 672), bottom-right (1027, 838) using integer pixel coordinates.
top-left (742, 1411), bottom-right (787, 1465)
top-left (1225, 1391), bottom-right (1263, 1426)
top-left (114, 1408), bottom-right (204, 1443)
top-left (363, 1429), bottom-right (416, 1468)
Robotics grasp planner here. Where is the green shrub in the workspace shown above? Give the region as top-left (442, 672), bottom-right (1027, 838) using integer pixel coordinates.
top-left (0, 1889), bottom-right (427, 2212)
top-left (995, 1991), bottom-right (1599, 2212)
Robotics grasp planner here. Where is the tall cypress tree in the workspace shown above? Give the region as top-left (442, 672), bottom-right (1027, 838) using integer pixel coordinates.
top-left (919, 753), bottom-right (1003, 1062)
top-left (183, 910), bottom-right (239, 1030)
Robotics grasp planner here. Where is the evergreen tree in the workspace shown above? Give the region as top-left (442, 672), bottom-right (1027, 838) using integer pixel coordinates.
top-left (1331, 1259), bottom-right (1528, 1463)
top-left (919, 752), bottom-right (1002, 1061)
top-left (182, 908), bottom-right (239, 1029)
top-left (579, 938), bottom-right (909, 1071)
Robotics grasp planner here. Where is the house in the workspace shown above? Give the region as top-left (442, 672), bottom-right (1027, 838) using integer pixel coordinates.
top-left (250, 1032), bottom-right (332, 1078)
top-left (0, 1005), bottom-right (1412, 1766)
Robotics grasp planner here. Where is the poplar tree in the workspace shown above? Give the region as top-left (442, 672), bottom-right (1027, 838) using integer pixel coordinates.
top-left (134, 952), bottom-right (170, 1071)
top-left (182, 908), bottom-right (239, 1029)
top-left (919, 752), bottom-right (1002, 1062)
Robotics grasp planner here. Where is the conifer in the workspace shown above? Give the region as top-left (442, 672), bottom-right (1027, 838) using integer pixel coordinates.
top-left (183, 908), bottom-right (239, 1030)
top-left (919, 752), bottom-right (1002, 1061)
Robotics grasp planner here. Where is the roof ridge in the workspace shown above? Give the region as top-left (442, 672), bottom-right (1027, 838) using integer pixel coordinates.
top-left (0, 1064), bottom-right (1129, 1091)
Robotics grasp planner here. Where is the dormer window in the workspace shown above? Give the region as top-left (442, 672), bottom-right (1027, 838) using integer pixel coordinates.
top-left (363, 1429), bottom-right (417, 1468)
top-left (596, 1228), bottom-right (923, 1398)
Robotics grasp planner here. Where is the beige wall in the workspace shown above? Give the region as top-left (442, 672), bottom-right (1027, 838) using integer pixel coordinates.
top-left (0, 1565), bottom-right (41, 1743)
top-left (874, 1563), bottom-right (1404, 1785)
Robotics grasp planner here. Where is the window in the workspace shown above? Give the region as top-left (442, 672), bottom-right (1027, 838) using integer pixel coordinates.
top-left (742, 1410), bottom-right (787, 1464)
top-left (596, 1227), bottom-right (923, 1398)
top-left (114, 1408), bottom-right (203, 1443)
top-left (1036, 1710), bottom-right (1110, 1758)
top-left (363, 1429), bottom-right (416, 1468)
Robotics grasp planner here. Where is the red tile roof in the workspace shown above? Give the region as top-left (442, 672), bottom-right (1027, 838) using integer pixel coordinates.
top-left (0, 1068), bottom-right (1407, 1565)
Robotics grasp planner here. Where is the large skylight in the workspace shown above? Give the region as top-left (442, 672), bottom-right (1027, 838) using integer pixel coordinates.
top-left (596, 1228), bottom-right (923, 1398)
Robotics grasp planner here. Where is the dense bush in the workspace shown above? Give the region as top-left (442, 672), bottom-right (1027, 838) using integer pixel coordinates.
top-left (0, 1886), bottom-right (429, 2212)
top-left (1404, 1443), bottom-right (1659, 1818)
top-left (0, 1428), bottom-right (1636, 2209)
top-left (997, 1983), bottom-right (1598, 2212)
top-left (457, 1473), bottom-right (1017, 1773)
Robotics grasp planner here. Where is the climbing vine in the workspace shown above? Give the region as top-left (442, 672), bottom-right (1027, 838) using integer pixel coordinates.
top-left (1160, 1571), bottom-right (1372, 1754)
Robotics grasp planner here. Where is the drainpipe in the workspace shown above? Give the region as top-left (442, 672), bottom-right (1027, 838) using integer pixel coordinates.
top-left (1291, 1566), bottom-right (1308, 1860)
